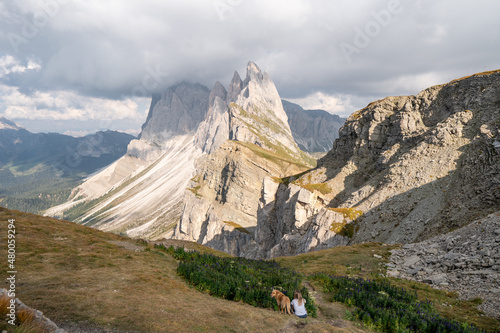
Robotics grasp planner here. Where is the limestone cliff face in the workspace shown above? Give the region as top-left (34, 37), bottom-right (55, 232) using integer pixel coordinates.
top-left (242, 179), bottom-right (350, 259)
top-left (47, 62), bottom-right (314, 244)
top-left (46, 83), bottom-right (209, 239)
top-left (281, 100), bottom-right (346, 153)
top-left (254, 70), bottom-right (500, 256)
top-left (172, 62), bottom-right (314, 255)
top-left (174, 141), bottom-right (309, 255)
top-left (140, 83), bottom-right (210, 143)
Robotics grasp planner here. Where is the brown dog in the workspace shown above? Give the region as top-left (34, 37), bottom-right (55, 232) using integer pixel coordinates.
top-left (270, 289), bottom-right (291, 315)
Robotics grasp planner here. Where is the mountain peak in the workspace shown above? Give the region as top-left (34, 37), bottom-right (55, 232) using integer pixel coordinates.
top-left (210, 81), bottom-right (227, 106)
top-left (227, 71), bottom-right (243, 102)
top-left (0, 117), bottom-right (21, 130)
top-left (139, 82), bottom-right (210, 144)
top-left (246, 61), bottom-right (261, 74)
top-left (245, 61), bottom-right (265, 85)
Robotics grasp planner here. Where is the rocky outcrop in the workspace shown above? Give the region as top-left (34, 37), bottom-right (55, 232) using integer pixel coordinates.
top-left (388, 211), bottom-right (500, 319)
top-left (194, 81), bottom-right (230, 154)
top-left (174, 142), bottom-right (311, 256)
top-left (0, 289), bottom-right (67, 332)
top-left (227, 62), bottom-right (311, 164)
top-left (140, 82), bottom-right (210, 143)
top-left (247, 70), bottom-right (500, 258)
top-left (281, 100), bottom-right (346, 152)
top-left (242, 180), bottom-right (351, 259)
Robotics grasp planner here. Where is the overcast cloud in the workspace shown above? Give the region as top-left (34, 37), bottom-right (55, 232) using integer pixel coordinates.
top-left (0, 0), bottom-right (499, 135)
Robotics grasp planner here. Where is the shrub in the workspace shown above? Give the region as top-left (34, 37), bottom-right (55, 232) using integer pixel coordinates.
top-left (311, 273), bottom-right (487, 333)
top-left (158, 245), bottom-right (317, 317)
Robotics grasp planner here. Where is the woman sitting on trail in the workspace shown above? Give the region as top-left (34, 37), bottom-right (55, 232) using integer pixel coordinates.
top-left (290, 290), bottom-right (307, 318)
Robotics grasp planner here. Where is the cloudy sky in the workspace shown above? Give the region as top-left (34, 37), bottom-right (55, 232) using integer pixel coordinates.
top-left (1, 0), bottom-right (499, 136)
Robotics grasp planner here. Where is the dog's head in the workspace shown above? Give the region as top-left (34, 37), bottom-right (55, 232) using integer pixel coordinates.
top-left (270, 289), bottom-right (278, 298)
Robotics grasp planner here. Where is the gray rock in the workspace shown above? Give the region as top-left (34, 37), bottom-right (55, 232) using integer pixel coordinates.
top-left (388, 211), bottom-right (500, 319)
top-left (140, 82), bottom-right (210, 143)
top-left (404, 255), bottom-right (421, 267)
top-left (282, 99), bottom-right (345, 153)
top-left (427, 248), bottom-right (439, 255)
top-left (427, 273), bottom-right (448, 285)
top-left (387, 270), bottom-right (400, 278)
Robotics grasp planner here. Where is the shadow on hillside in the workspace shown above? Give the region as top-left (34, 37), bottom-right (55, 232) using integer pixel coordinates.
top-left (319, 79), bottom-right (500, 243)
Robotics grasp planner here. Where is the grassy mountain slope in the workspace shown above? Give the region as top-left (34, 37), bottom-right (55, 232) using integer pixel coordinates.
top-left (0, 208), bottom-right (498, 332)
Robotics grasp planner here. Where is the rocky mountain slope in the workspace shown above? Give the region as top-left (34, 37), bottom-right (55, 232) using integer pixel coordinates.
top-left (47, 67), bottom-right (500, 261)
top-left (388, 211), bottom-right (500, 319)
top-left (282, 100), bottom-right (346, 152)
top-left (47, 62), bottom-right (314, 241)
top-left (247, 70), bottom-right (500, 258)
top-left (46, 83), bottom-right (209, 238)
top-left (0, 117), bottom-right (134, 213)
top-left (172, 62), bottom-right (315, 253)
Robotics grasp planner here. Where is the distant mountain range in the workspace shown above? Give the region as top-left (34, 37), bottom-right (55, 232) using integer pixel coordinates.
top-left (281, 100), bottom-right (345, 153)
top-left (0, 117), bottom-right (135, 213)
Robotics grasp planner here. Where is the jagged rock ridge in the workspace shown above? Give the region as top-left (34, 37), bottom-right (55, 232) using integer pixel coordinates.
top-left (248, 70), bottom-right (500, 258)
top-left (172, 62), bottom-right (315, 254)
top-left (47, 63), bottom-right (314, 241)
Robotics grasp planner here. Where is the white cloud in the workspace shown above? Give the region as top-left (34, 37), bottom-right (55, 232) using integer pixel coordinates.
top-left (423, 24), bottom-right (447, 44)
top-left (287, 92), bottom-right (354, 117)
top-left (0, 83), bottom-right (147, 123)
top-left (365, 72), bottom-right (447, 96)
top-left (0, 55), bottom-right (41, 77)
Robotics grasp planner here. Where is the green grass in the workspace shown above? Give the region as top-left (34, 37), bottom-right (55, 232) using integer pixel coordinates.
top-left (298, 182), bottom-right (332, 195)
top-left (0, 207), bottom-right (291, 333)
top-left (162, 245), bottom-right (317, 317)
top-left (223, 221), bottom-right (251, 234)
top-left (276, 244), bottom-right (500, 332)
top-left (312, 274), bottom-right (487, 333)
